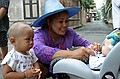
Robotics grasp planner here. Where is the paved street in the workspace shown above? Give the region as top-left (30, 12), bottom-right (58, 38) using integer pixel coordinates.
top-left (75, 20), bottom-right (113, 44)
top-left (0, 20), bottom-right (113, 79)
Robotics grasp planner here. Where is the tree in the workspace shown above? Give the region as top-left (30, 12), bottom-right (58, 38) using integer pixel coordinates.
top-left (80, 0), bottom-right (95, 9)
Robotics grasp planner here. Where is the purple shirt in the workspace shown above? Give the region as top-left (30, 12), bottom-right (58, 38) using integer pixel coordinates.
top-left (33, 28), bottom-right (91, 64)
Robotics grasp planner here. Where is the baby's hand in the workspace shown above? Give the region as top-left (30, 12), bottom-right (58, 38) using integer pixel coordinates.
top-left (24, 68), bottom-right (35, 78)
top-left (34, 68), bottom-right (40, 73)
top-left (34, 68), bottom-right (42, 79)
top-left (36, 69), bottom-right (42, 79)
top-left (24, 68), bottom-right (42, 78)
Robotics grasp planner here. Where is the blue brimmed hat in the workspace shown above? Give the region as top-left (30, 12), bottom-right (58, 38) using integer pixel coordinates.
top-left (32, 0), bottom-right (80, 27)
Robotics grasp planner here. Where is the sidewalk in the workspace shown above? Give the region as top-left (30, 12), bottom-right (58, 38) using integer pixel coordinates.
top-left (0, 20), bottom-right (113, 79)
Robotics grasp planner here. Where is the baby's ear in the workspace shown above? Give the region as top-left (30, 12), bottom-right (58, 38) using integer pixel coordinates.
top-left (9, 37), bottom-right (15, 44)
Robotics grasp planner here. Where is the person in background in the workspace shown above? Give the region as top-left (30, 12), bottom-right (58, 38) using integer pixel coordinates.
top-left (0, 0), bottom-right (10, 59)
top-left (1, 22), bottom-right (42, 79)
top-left (32, 0), bottom-right (101, 78)
top-left (112, 0), bottom-right (120, 30)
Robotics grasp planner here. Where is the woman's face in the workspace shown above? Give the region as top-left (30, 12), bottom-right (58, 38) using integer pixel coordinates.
top-left (49, 11), bottom-right (69, 36)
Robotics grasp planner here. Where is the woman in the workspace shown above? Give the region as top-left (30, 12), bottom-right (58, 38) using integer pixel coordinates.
top-left (32, 0), bottom-right (101, 78)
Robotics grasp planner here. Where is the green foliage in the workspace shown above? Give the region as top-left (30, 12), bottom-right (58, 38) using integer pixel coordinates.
top-left (100, 1), bottom-right (112, 19)
top-left (101, 5), bottom-right (106, 17)
top-left (80, 0), bottom-right (95, 9)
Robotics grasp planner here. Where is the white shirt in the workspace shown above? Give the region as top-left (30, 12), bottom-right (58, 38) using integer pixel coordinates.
top-left (112, 0), bottom-right (120, 29)
top-left (1, 48), bottom-right (38, 72)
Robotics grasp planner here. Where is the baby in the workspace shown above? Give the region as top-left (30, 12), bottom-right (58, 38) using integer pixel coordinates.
top-left (1, 22), bottom-right (42, 79)
top-left (102, 32), bottom-right (120, 56)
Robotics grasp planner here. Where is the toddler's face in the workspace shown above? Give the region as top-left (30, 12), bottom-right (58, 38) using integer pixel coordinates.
top-left (15, 27), bottom-right (34, 53)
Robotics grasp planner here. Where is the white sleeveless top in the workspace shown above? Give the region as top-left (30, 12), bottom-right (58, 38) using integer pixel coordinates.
top-left (1, 48), bottom-right (38, 72)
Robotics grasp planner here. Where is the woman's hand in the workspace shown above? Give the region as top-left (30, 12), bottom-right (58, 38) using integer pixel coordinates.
top-left (88, 42), bottom-right (102, 52)
top-left (72, 47), bottom-right (95, 60)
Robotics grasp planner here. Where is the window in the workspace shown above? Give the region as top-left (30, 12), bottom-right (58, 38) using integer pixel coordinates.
top-left (23, 0), bottom-right (39, 19)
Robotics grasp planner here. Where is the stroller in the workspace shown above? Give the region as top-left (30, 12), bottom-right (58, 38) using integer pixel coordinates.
top-left (50, 29), bottom-right (120, 79)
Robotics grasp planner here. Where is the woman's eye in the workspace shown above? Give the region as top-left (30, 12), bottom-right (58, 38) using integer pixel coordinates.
top-left (59, 20), bottom-right (69, 23)
top-left (59, 21), bottom-right (63, 23)
top-left (26, 38), bottom-right (30, 40)
top-left (65, 20), bottom-right (69, 23)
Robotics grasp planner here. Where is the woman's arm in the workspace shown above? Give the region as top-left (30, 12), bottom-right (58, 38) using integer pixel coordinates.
top-left (52, 47), bottom-right (95, 60)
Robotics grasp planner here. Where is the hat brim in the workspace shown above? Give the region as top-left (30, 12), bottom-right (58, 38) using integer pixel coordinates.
top-left (32, 7), bottom-right (80, 27)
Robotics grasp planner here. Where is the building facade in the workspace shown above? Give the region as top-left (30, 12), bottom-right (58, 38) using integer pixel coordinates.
top-left (8, 0), bottom-right (87, 27)
top-left (9, 0), bottom-right (40, 21)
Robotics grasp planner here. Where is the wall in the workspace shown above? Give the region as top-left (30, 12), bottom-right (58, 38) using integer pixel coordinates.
top-left (8, 0), bottom-right (24, 21)
top-left (8, 0), bottom-right (86, 28)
